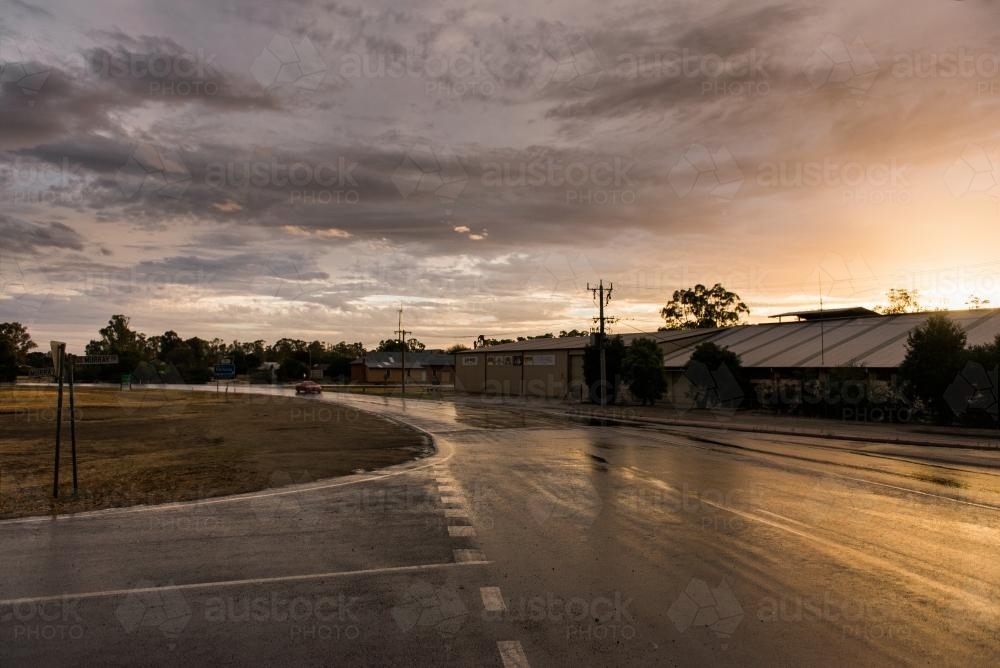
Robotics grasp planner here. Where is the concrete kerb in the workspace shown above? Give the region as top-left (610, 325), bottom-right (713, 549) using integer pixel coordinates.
top-left (0, 385), bottom-right (444, 525)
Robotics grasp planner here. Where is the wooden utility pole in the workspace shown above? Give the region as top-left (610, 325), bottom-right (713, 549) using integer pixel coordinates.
top-left (396, 306), bottom-right (410, 396)
top-left (588, 281), bottom-right (614, 406)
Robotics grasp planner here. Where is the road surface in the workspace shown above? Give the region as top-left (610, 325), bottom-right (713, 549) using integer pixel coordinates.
top-left (2, 388), bottom-right (999, 666)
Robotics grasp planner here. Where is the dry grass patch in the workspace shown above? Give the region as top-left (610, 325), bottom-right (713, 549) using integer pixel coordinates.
top-left (0, 386), bottom-right (430, 519)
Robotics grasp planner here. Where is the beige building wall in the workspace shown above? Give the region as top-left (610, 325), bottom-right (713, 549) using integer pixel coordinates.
top-left (455, 350), bottom-right (577, 398)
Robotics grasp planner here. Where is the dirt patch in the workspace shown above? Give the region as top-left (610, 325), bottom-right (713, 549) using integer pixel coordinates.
top-left (0, 386), bottom-right (430, 519)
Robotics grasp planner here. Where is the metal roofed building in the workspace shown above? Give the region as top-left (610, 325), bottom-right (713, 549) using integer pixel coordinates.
top-left (350, 351), bottom-right (456, 384)
top-left (453, 308), bottom-right (1000, 399)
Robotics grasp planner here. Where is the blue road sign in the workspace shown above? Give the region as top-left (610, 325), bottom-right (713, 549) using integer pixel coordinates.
top-left (214, 363), bottom-right (236, 379)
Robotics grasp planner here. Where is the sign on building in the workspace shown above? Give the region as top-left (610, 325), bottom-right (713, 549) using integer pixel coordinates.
top-left (462, 356), bottom-right (479, 366)
top-left (487, 354), bottom-right (522, 366)
top-left (525, 354), bottom-right (556, 366)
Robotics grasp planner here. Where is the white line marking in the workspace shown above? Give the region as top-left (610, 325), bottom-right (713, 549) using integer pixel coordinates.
top-left (497, 640), bottom-right (530, 668)
top-left (440, 495), bottom-right (467, 506)
top-left (453, 549), bottom-right (487, 563)
top-left (447, 525), bottom-right (476, 537)
top-left (480, 586), bottom-right (506, 612)
top-left (443, 509), bottom-right (467, 518)
top-left (0, 560), bottom-right (492, 607)
top-left (438, 485), bottom-right (458, 494)
top-left (757, 508), bottom-right (812, 528)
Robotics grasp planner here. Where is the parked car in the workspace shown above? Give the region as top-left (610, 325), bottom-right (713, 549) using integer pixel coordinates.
top-left (295, 380), bottom-right (322, 394)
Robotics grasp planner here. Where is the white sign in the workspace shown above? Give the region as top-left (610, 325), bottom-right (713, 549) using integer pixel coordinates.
top-left (462, 356), bottom-right (479, 366)
top-left (50, 340), bottom-right (65, 378)
top-left (525, 354), bottom-right (556, 366)
top-left (75, 355), bottom-right (119, 365)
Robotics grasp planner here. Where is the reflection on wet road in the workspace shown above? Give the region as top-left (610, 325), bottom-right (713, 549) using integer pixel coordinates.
top-left (2, 387), bottom-right (998, 666)
top-left (331, 392), bottom-right (1000, 665)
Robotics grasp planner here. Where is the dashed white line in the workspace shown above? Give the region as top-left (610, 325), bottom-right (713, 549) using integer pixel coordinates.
top-left (440, 495), bottom-right (467, 506)
top-left (443, 508), bottom-right (467, 518)
top-left (497, 640), bottom-right (530, 668)
top-left (447, 525), bottom-right (476, 537)
top-left (480, 586), bottom-right (506, 612)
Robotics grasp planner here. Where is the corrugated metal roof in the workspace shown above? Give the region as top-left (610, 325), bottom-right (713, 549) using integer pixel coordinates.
top-left (474, 308), bottom-right (1000, 369)
top-left (663, 309), bottom-right (1000, 369)
top-left (475, 328), bottom-right (719, 353)
top-left (354, 352), bottom-right (454, 369)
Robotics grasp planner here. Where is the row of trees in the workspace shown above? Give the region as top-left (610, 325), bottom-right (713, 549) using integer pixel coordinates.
top-left (1, 316), bottom-right (370, 384)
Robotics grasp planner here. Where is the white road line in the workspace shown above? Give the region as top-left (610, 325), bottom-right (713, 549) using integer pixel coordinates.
top-left (497, 640), bottom-right (530, 668)
top-left (757, 508), bottom-right (812, 528)
top-left (437, 485), bottom-right (458, 494)
top-left (447, 525), bottom-right (476, 537)
top-left (440, 495), bottom-right (467, 506)
top-left (480, 586), bottom-right (506, 612)
top-left (0, 560), bottom-right (492, 607)
top-left (443, 509), bottom-right (467, 518)
top-left (453, 548), bottom-right (487, 563)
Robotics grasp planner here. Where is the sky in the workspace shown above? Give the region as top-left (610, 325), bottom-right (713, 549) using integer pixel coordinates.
top-left (1, 0), bottom-right (999, 351)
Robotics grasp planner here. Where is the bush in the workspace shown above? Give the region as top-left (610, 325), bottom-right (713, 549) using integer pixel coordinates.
top-left (623, 338), bottom-right (667, 406)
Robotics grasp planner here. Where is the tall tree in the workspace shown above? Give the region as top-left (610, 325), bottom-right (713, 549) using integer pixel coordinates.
top-left (661, 283), bottom-right (749, 330)
top-left (875, 288), bottom-right (921, 314)
top-left (377, 338), bottom-right (425, 353)
top-left (899, 314), bottom-right (967, 423)
top-left (0, 322), bottom-right (36, 381)
top-left (0, 322), bottom-right (37, 360)
top-left (86, 315), bottom-right (150, 380)
top-left (474, 335), bottom-right (515, 349)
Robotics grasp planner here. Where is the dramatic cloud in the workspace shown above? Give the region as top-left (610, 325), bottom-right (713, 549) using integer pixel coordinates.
top-left (2, 0), bottom-right (1000, 349)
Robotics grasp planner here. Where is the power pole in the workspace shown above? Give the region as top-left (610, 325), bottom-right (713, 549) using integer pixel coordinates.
top-left (587, 280), bottom-right (615, 406)
top-left (396, 306), bottom-right (410, 396)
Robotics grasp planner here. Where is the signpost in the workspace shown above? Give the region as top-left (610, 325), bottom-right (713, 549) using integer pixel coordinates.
top-left (49, 347), bottom-right (119, 498)
top-left (51, 342), bottom-right (65, 498)
top-left (214, 362), bottom-right (236, 380)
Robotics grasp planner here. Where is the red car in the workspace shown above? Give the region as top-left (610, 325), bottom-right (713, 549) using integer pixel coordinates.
top-left (295, 380), bottom-right (322, 394)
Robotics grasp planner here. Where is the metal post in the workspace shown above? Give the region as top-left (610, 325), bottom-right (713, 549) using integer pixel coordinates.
top-left (53, 344), bottom-right (65, 498)
top-left (69, 356), bottom-right (78, 494)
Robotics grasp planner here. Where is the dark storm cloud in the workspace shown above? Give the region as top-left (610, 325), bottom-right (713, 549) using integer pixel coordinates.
top-left (79, 29), bottom-right (280, 111)
top-left (0, 214), bottom-right (85, 253)
top-left (8, 0), bottom-right (53, 18)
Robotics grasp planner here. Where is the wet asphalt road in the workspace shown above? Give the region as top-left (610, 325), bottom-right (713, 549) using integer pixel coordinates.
top-left (2, 388), bottom-right (999, 666)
